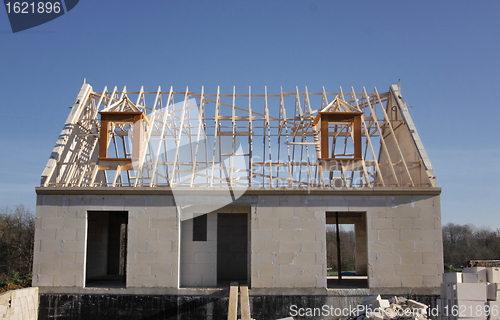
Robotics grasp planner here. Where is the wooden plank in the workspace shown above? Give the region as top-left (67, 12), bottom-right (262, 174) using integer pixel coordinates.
top-left (352, 87), bottom-right (382, 187)
top-left (171, 87), bottom-right (189, 186)
top-left (210, 86), bottom-right (221, 187)
top-left (151, 87), bottom-right (172, 187)
top-left (190, 86), bottom-right (204, 187)
top-left (374, 87), bottom-right (414, 187)
top-left (240, 285), bottom-right (251, 320)
top-left (363, 87), bottom-right (399, 186)
top-left (248, 86), bottom-right (253, 187)
top-left (228, 282), bottom-right (238, 320)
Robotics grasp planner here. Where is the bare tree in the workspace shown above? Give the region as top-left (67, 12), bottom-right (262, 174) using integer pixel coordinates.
top-left (442, 223), bottom-right (500, 269)
top-left (326, 226), bottom-right (356, 272)
top-left (0, 205), bottom-right (35, 285)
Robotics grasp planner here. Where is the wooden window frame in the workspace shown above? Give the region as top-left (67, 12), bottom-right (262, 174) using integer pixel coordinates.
top-left (318, 112), bottom-right (362, 161)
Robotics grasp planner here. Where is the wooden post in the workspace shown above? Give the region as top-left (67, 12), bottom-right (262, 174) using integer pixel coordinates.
top-left (336, 212), bottom-right (342, 283)
top-left (228, 282), bottom-right (238, 320)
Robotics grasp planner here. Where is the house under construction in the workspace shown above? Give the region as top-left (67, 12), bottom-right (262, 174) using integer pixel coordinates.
top-left (33, 83), bottom-right (443, 319)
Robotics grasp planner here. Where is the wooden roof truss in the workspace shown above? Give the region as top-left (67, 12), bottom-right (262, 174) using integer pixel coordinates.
top-left (40, 84), bottom-right (437, 188)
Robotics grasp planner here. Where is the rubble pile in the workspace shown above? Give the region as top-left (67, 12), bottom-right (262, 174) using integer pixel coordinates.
top-left (348, 295), bottom-right (429, 320)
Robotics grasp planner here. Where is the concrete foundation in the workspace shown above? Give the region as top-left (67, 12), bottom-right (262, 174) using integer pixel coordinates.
top-left (38, 292), bottom-right (440, 320)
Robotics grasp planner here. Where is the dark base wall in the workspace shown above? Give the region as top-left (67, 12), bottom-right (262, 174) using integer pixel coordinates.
top-left (39, 294), bottom-right (440, 320)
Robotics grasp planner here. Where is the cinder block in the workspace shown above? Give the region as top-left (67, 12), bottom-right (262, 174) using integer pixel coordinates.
top-left (415, 240), bottom-right (437, 253)
top-left (453, 300), bottom-right (487, 318)
top-left (399, 229), bottom-right (421, 241)
top-left (443, 272), bottom-right (462, 283)
top-left (136, 228), bottom-right (158, 241)
top-left (279, 241), bottom-right (301, 253)
top-left (64, 217), bottom-right (85, 229)
top-left (301, 218), bottom-right (323, 230)
top-left (392, 218), bottom-right (414, 230)
top-left (300, 241), bottom-right (321, 253)
top-left (423, 275), bottom-right (441, 287)
top-left (420, 229), bottom-right (443, 241)
top-left (395, 264), bottom-right (416, 276)
top-left (394, 241), bottom-right (415, 252)
top-left (371, 218), bottom-right (392, 230)
top-left (194, 251), bottom-right (216, 264)
top-left (401, 275), bottom-right (423, 287)
top-left (300, 264), bottom-right (322, 276)
top-left (293, 229), bottom-right (315, 241)
top-left (400, 252), bottom-right (423, 265)
top-left (487, 301), bottom-right (500, 320)
top-left (41, 216), bottom-right (64, 229)
top-left (371, 241), bottom-right (394, 253)
top-left (279, 265), bottom-right (300, 277)
top-left (416, 263), bottom-right (439, 276)
top-left (258, 217), bottom-right (280, 230)
top-left (424, 252), bottom-right (443, 264)
top-left (463, 267), bottom-right (487, 283)
top-left (487, 268), bottom-right (500, 283)
top-left (279, 217), bottom-right (300, 230)
top-left (253, 230), bottom-right (273, 241)
top-left (259, 264), bottom-right (279, 277)
top-left (273, 229), bottom-right (293, 241)
top-left (371, 264), bottom-right (395, 277)
top-left (130, 263), bottom-right (150, 276)
top-left (414, 217), bottom-right (436, 230)
top-left (273, 275), bottom-right (295, 288)
top-left (488, 283), bottom-right (500, 301)
top-left (464, 273), bottom-right (480, 283)
top-left (378, 277), bottom-right (402, 288)
top-left (294, 252), bottom-right (316, 265)
top-left (275, 252), bottom-right (295, 265)
top-left (380, 252), bottom-right (400, 264)
top-left (367, 298), bottom-right (390, 309)
top-left (63, 240), bottom-right (84, 252)
top-left (377, 229), bottom-right (399, 241)
top-left (255, 240), bottom-right (278, 252)
top-left (455, 283), bottom-right (487, 301)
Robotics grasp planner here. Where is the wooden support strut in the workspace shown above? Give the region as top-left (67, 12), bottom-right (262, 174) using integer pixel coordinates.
top-left (44, 85), bottom-right (434, 189)
top-left (336, 212), bottom-right (342, 283)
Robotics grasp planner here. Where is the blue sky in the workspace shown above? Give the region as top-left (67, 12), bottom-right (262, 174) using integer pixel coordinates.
top-left (1, 0), bottom-right (499, 228)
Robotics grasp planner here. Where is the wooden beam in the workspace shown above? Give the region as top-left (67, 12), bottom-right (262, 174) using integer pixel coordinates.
top-left (228, 282), bottom-right (238, 320)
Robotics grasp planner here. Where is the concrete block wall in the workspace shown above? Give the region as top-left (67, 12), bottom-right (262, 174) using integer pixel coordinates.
top-left (33, 190), bottom-right (442, 294)
top-left (250, 193), bottom-right (442, 293)
top-left (127, 198), bottom-right (178, 287)
top-left (0, 287), bottom-right (39, 320)
top-left (251, 195), bottom-right (327, 289)
top-left (33, 194), bottom-right (179, 288)
top-left (363, 195), bottom-right (443, 293)
top-left (180, 213), bottom-right (217, 287)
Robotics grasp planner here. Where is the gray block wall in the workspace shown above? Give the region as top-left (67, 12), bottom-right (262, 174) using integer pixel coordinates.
top-left (33, 189), bottom-right (442, 295)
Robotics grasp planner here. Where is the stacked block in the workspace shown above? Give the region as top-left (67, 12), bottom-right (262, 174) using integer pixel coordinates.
top-left (439, 268), bottom-right (500, 320)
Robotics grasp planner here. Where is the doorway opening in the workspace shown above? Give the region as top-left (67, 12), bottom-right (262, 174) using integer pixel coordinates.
top-left (217, 213), bottom-right (248, 286)
top-left (325, 212), bottom-right (367, 288)
top-left (85, 211), bottom-right (128, 288)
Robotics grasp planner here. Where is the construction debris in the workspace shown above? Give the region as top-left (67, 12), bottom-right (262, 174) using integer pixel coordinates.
top-left (348, 295), bottom-right (430, 320)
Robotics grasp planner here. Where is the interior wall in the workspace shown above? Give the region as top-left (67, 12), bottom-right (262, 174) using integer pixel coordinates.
top-left (355, 217), bottom-right (367, 276)
top-left (180, 213), bottom-right (217, 287)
